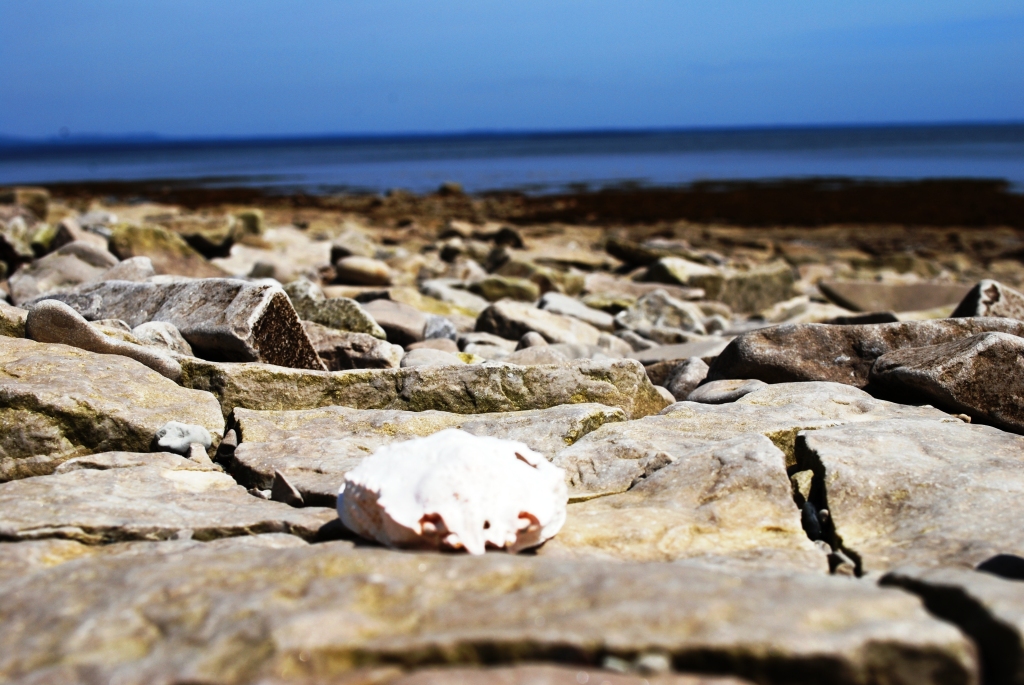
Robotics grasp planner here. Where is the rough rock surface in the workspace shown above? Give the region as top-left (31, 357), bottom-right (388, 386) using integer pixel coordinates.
top-left (707, 318), bottom-right (1024, 388)
top-left (646, 259), bottom-right (795, 314)
top-left (29, 278), bottom-right (325, 368)
top-left (108, 222), bottom-right (228, 278)
top-left (0, 543), bottom-right (976, 685)
top-left (664, 357), bottom-right (709, 399)
top-left (687, 379), bottom-right (767, 404)
top-left (131, 320), bottom-right (194, 355)
top-left (0, 300), bottom-right (27, 338)
top-left (362, 298), bottom-right (435, 345)
top-left (538, 291), bottom-right (615, 331)
top-left (477, 300), bottom-right (603, 345)
top-left (0, 336), bottom-right (223, 480)
top-left (8, 240), bottom-right (118, 304)
top-left (301, 320), bottom-right (402, 370)
top-left (820, 280), bottom-right (973, 313)
top-left (952, 279), bottom-right (1024, 320)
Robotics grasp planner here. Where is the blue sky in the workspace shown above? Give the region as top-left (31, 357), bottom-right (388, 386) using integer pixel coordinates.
top-left (1, 0), bottom-right (1022, 138)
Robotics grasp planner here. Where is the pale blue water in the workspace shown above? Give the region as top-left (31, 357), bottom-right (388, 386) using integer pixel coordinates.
top-left (1, 124), bottom-right (1022, 194)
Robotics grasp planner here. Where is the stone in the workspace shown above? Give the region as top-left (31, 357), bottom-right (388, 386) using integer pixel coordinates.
top-left (228, 403), bottom-right (626, 505)
top-left (400, 348), bottom-right (464, 368)
top-left (628, 338), bottom-right (733, 365)
top-left (8, 240), bottom-right (119, 304)
top-left (0, 185), bottom-right (49, 219)
top-left (330, 226), bottom-right (379, 260)
top-left (334, 255), bottom-right (393, 286)
top-left (270, 469), bottom-right (305, 506)
top-left (664, 357), bottom-right (709, 400)
top-left (505, 346), bottom-right (570, 366)
top-left (460, 331), bottom-right (517, 351)
top-left (291, 295), bottom-right (386, 339)
top-left (131, 320), bottom-right (194, 356)
top-left (538, 292), bottom-right (615, 331)
top-left (477, 300), bottom-right (602, 345)
top-left (707, 318), bottom-right (1024, 388)
top-left (339, 429), bottom-right (567, 554)
top-left (108, 223), bottom-right (228, 278)
top-left (584, 271), bottom-right (704, 301)
top-left (0, 543), bottom-right (976, 684)
top-left (493, 255), bottom-right (585, 296)
top-left (516, 331), bottom-right (548, 349)
top-left (820, 280), bottom-right (973, 313)
top-left (469, 275), bottom-right (540, 302)
top-left (28, 279), bottom-right (325, 369)
top-left (407, 338), bottom-right (460, 353)
top-left (615, 289), bottom-right (707, 335)
top-left (389, 665), bottom-right (750, 685)
top-left (0, 456), bottom-right (336, 544)
top-left (25, 300), bottom-right (183, 380)
top-left (153, 421), bottom-right (213, 455)
top-left (301, 321), bottom-right (402, 370)
top-left (362, 298), bottom-right (432, 345)
top-left (761, 295), bottom-right (855, 325)
top-left (645, 259), bottom-right (795, 314)
top-left (0, 336), bottom-right (224, 480)
top-left (795, 419), bottom-right (1024, 574)
top-left (554, 382), bottom-right (954, 499)
top-left (0, 301), bottom-right (27, 338)
top-left (419, 279), bottom-right (490, 316)
top-left (687, 379), bottom-right (768, 404)
top-left (99, 255), bottom-right (155, 281)
top-left (423, 314), bottom-right (457, 341)
top-left (952, 279), bottom-right (1024, 319)
top-left (540, 434), bottom-right (822, 571)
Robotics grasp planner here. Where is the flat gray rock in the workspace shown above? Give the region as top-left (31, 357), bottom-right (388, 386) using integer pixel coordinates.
top-left (796, 419), bottom-right (1024, 574)
top-left (0, 543), bottom-right (976, 685)
top-left (538, 291), bottom-right (615, 331)
top-left (687, 379), bottom-right (767, 404)
top-left (819, 280), bottom-right (972, 313)
top-left (28, 278), bottom-right (324, 369)
top-left (229, 403), bottom-right (626, 505)
top-left (0, 336), bottom-right (224, 481)
top-left (628, 338), bottom-right (732, 364)
top-left (707, 318), bottom-right (1024, 388)
top-left (476, 300), bottom-right (603, 345)
top-left (0, 453), bottom-right (336, 544)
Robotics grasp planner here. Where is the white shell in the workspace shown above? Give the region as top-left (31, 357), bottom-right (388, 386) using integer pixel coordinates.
top-left (338, 429), bottom-right (567, 554)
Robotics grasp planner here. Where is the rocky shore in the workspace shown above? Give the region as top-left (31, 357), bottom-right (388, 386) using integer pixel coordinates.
top-left (3, 183), bottom-right (1024, 684)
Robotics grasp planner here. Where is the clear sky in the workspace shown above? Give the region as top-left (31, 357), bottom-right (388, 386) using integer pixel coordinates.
top-left (2, 0), bottom-right (1022, 138)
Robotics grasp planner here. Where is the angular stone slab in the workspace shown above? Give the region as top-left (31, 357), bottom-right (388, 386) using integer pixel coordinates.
top-left (477, 300), bottom-right (603, 345)
top-left (540, 434), bottom-right (823, 572)
top-left (820, 280), bottom-right (972, 313)
top-left (28, 279), bottom-right (324, 369)
top-left (555, 382), bottom-right (953, 498)
top-left (872, 332), bottom-right (1024, 433)
top-left (0, 337), bottom-right (224, 481)
top-left (0, 543), bottom-right (976, 685)
top-left (707, 318), bottom-right (1024, 388)
top-left (180, 356), bottom-right (670, 419)
top-left (796, 419), bottom-right (1024, 574)
top-left (229, 404), bottom-right (626, 505)
top-left (0, 453), bottom-right (336, 544)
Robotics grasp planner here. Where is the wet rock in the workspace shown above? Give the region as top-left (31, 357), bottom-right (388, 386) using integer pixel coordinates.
top-left (108, 223), bottom-right (228, 278)
top-left (180, 356), bottom-right (669, 419)
top-left (477, 300), bottom-right (602, 345)
top-left (0, 301), bottom-right (27, 338)
top-left (29, 279), bottom-right (325, 369)
top-left (468, 275), bottom-right (540, 302)
top-left (0, 543), bottom-right (976, 684)
top-left (400, 347), bottom-right (464, 368)
top-left (0, 456), bottom-right (335, 544)
top-left (8, 240), bottom-right (118, 304)
top-left (301, 321), bottom-right (402, 370)
top-left (131, 320), bottom-right (193, 356)
top-left (334, 255), bottom-right (393, 286)
top-left (796, 419), bottom-right (1024, 573)
top-left (25, 300), bottom-right (183, 380)
top-left (0, 336), bottom-right (223, 480)
top-left (615, 289), bottom-right (707, 335)
top-left (339, 429), bottom-right (567, 554)
top-left (707, 318), bottom-right (1024, 388)
top-left (820, 280), bottom-right (972, 313)
top-left (153, 421), bottom-right (213, 455)
top-left (687, 379), bottom-right (768, 404)
top-left (952, 279), bottom-right (1024, 320)
top-left (538, 291), bottom-right (615, 331)
top-left (664, 357), bottom-right (709, 400)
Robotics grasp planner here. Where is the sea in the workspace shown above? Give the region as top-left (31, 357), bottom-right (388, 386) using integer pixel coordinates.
top-left (1, 123), bottom-right (1022, 195)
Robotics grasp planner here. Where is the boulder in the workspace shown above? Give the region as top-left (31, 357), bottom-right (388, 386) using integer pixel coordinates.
top-left (707, 318), bottom-right (1024, 388)
top-left (301, 321), bottom-right (402, 370)
top-left (0, 336), bottom-right (224, 481)
top-left (0, 543), bottom-right (976, 684)
top-left (179, 356), bottom-right (669, 419)
top-left (952, 279), bottom-right (1024, 320)
top-left (796, 419), bottom-right (1024, 574)
top-left (819, 280), bottom-right (972, 313)
top-left (468, 275), bottom-right (540, 302)
top-left (0, 454), bottom-right (336, 544)
top-left (28, 279), bottom-right (325, 369)
top-left (8, 240), bottom-right (118, 304)
top-left (476, 300), bottom-right (602, 345)
top-left (108, 223), bottom-right (228, 278)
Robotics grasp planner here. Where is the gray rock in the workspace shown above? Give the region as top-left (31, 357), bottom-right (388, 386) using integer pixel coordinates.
top-left (400, 347), bottom-right (464, 368)
top-left (820, 280), bottom-right (972, 313)
top-left (0, 300), bottom-right (27, 338)
top-left (153, 421), bottom-right (213, 455)
top-left (25, 300), bottom-right (183, 380)
top-left (8, 240), bottom-right (119, 305)
top-left (0, 457), bottom-right (336, 544)
top-left (707, 318), bottom-right (1024, 388)
top-left (362, 298), bottom-right (431, 345)
top-left (468, 275), bottom-right (540, 302)
top-left (505, 346), bottom-right (570, 365)
top-left (98, 255), bottom-right (155, 282)
top-left (423, 314), bottom-right (457, 341)
top-left (629, 338), bottom-right (732, 364)
top-left (419, 279), bottom-right (490, 316)
top-left (229, 403), bottom-right (626, 505)
top-left (615, 328), bottom-right (658, 351)
top-left (291, 293), bottom-right (386, 339)
top-left (615, 289), bottom-right (707, 335)
top-left (131, 320), bottom-right (193, 356)
top-left (516, 330), bottom-right (548, 349)
top-left (0, 543), bottom-right (976, 684)
top-left (458, 331), bottom-right (516, 351)
top-left (952, 279), bottom-right (1024, 319)
top-left (796, 419), bottom-right (1024, 574)
top-left (301, 320), bottom-right (402, 370)
top-left (27, 278), bottom-right (325, 369)
top-left (687, 379), bottom-right (768, 404)
top-left (476, 300), bottom-right (602, 345)
top-left (539, 292), bottom-right (615, 331)
top-left (334, 255), bottom-right (393, 286)
top-left (664, 357), bottom-right (709, 400)
top-left (645, 259), bottom-right (795, 314)
top-left (597, 331), bottom-right (635, 356)
top-left (584, 271), bottom-right (705, 301)
top-left (406, 338), bottom-right (460, 353)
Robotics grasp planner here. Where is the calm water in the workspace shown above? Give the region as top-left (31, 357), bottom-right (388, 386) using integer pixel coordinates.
top-left (1, 124), bottom-right (1023, 194)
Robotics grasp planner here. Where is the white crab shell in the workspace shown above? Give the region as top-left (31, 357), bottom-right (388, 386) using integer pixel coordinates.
top-left (338, 429), bottom-right (568, 554)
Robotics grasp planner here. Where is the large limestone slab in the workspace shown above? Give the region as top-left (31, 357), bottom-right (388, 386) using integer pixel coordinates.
top-left (0, 543), bottom-right (976, 685)
top-left (0, 337), bottom-right (224, 481)
top-left (180, 356), bottom-right (670, 419)
top-left (820, 280), bottom-right (972, 313)
top-left (0, 452), bottom-right (336, 544)
top-left (540, 434), bottom-right (823, 571)
top-left (555, 382), bottom-right (953, 498)
top-left (796, 419), bottom-right (1024, 575)
top-left (477, 300), bottom-right (603, 345)
top-left (707, 318), bottom-right (1024, 388)
top-left (28, 278), bottom-right (324, 369)
top-left (229, 404), bottom-right (626, 505)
